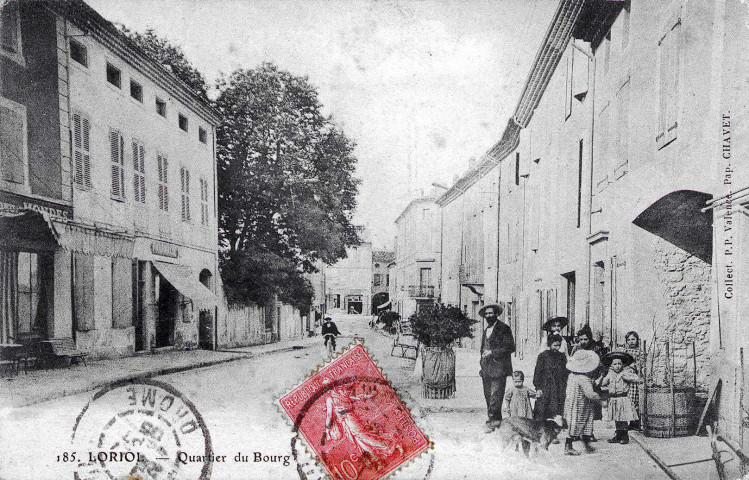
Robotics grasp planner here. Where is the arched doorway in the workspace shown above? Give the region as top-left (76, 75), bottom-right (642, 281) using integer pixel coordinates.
top-left (198, 269), bottom-right (214, 350)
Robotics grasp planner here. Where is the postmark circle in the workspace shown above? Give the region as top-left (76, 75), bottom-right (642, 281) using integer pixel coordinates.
top-left (71, 378), bottom-right (212, 480)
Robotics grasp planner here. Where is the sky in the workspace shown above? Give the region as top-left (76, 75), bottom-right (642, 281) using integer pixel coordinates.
top-left (87, 0), bottom-right (559, 249)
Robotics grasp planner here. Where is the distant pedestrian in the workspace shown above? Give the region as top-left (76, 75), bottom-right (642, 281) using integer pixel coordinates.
top-left (601, 351), bottom-right (642, 444)
top-left (479, 303), bottom-right (516, 433)
top-left (542, 316), bottom-right (570, 358)
top-left (504, 371), bottom-right (535, 419)
top-left (533, 334), bottom-right (568, 422)
top-left (623, 331), bottom-right (642, 431)
top-left (563, 350), bottom-right (602, 455)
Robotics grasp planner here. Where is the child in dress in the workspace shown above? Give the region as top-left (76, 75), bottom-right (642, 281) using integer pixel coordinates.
top-left (504, 371), bottom-right (535, 419)
top-left (533, 334), bottom-right (568, 421)
top-left (601, 351), bottom-right (643, 444)
top-left (563, 350), bottom-right (603, 455)
top-left (624, 331), bottom-right (642, 431)
top-left (542, 316), bottom-right (570, 358)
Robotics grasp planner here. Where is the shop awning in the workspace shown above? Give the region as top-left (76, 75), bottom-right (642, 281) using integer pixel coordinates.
top-left (153, 261), bottom-right (218, 309)
top-left (0, 209), bottom-right (59, 251)
top-left (51, 220), bottom-right (134, 258)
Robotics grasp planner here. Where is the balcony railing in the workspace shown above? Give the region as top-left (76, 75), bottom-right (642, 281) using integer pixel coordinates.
top-left (408, 285), bottom-right (435, 298)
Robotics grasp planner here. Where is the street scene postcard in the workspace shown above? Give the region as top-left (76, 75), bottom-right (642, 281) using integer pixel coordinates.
top-left (0, 0), bottom-right (747, 479)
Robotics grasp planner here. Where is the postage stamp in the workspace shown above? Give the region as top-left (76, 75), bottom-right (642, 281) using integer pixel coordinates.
top-left (71, 378), bottom-right (212, 480)
top-left (279, 343), bottom-right (430, 480)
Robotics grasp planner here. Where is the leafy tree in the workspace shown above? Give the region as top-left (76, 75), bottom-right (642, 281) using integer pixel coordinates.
top-left (410, 304), bottom-right (478, 348)
top-left (216, 63), bottom-right (361, 307)
top-left (119, 27), bottom-right (209, 99)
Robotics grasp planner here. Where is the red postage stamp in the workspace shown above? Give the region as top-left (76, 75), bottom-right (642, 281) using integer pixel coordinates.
top-left (279, 343), bottom-right (430, 480)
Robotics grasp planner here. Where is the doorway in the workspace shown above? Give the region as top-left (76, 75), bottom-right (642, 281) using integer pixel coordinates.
top-left (198, 269), bottom-right (213, 350)
top-left (156, 277), bottom-right (177, 347)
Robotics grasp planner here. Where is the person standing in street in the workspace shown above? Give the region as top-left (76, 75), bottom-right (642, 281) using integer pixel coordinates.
top-left (479, 303), bottom-right (516, 433)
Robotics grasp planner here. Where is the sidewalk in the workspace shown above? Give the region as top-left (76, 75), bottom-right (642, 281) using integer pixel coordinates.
top-left (0, 336), bottom-right (318, 409)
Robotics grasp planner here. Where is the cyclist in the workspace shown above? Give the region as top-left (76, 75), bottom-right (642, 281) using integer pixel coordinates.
top-left (321, 314), bottom-right (341, 353)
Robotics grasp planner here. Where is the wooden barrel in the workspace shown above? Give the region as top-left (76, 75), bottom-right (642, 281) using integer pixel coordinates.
top-left (643, 386), bottom-right (697, 438)
top-left (421, 346), bottom-right (456, 399)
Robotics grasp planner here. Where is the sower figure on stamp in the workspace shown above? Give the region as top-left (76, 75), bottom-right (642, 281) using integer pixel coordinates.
top-left (479, 303), bottom-right (516, 434)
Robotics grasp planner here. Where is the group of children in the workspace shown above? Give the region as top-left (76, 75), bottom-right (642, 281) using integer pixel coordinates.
top-left (501, 316), bottom-right (643, 456)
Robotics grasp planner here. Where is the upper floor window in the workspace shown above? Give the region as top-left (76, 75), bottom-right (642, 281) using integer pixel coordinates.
top-left (657, 14), bottom-right (681, 149)
top-left (69, 38), bottom-right (87, 67)
top-left (1, 1), bottom-right (24, 66)
top-left (180, 166), bottom-right (191, 222)
top-left (373, 274), bottom-right (382, 286)
top-left (155, 97), bottom-right (166, 117)
top-left (178, 113), bottom-right (188, 132)
top-left (109, 129), bottom-right (125, 200)
top-left (199, 177), bottom-right (209, 226)
top-left (72, 111), bottom-right (91, 188)
top-left (130, 80), bottom-right (143, 102)
top-left (157, 154), bottom-right (169, 211)
top-left (106, 62), bottom-right (121, 89)
top-left (198, 127), bottom-right (207, 144)
top-left (0, 97), bottom-right (28, 188)
top-left (132, 139), bottom-right (145, 203)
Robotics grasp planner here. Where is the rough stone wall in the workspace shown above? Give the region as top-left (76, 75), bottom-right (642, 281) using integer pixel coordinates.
top-left (646, 238), bottom-right (712, 390)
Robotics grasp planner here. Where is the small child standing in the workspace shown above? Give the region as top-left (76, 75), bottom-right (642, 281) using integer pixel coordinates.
top-left (504, 371), bottom-right (535, 419)
top-left (563, 350), bottom-right (603, 455)
top-left (601, 351), bottom-right (643, 444)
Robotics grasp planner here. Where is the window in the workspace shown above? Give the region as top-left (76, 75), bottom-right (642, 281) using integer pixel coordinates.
top-left (109, 129), bottom-right (125, 200)
top-left (198, 127), bottom-right (207, 144)
top-left (199, 177), bottom-right (209, 226)
top-left (0, 97), bottom-right (27, 186)
top-left (155, 97), bottom-right (166, 117)
top-left (180, 166), bottom-right (191, 221)
top-left (16, 252), bottom-right (45, 334)
top-left (178, 113), bottom-right (188, 132)
top-left (69, 38), bottom-right (87, 67)
top-left (1, 1), bottom-right (23, 63)
top-left (72, 111), bottom-right (91, 188)
top-left (132, 139), bottom-right (145, 203)
top-left (157, 154), bottom-right (168, 211)
top-left (373, 274), bottom-right (382, 286)
top-left (419, 268), bottom-right (431, 287)
top-left (106, 63), bottom-right (121, 88)
top-left (130, 80), bottom-right (143, 102)
top-left (657, 14), bottom-right (681, 149)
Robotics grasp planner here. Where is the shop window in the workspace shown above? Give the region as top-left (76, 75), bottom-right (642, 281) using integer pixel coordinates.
top-left (106, 62), bottom-right (121, 88)
top-left (0, 97), bottom-right (28, 187)
top-left (72, 111), bottom-right (91, 188)
top-left (16, 253), bottom-right (38, 333)
top-left (157, 154), bottom-right (169, 211)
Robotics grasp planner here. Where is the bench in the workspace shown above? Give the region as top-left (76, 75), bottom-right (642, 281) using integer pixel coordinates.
top-left (14, 332), bottom-right (42, 373)
top-left (41, 338), bottom-right (89, 367)
top-left (391, 319), bottom-right (419, 359)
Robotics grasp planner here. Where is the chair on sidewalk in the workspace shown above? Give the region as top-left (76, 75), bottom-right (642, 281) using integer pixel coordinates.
top-left (41, 338), bottom-right (89, 367)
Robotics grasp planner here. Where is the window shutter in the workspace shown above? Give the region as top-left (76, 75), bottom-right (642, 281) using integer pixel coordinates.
top-left (0, 104), bottom-right (25, 184)
top-left (139, 144), bottom-right (145, 202)
top-left (1, 3), bottom-right (19, 53)
top-left (111, 257), bottom-right (133, 329)
top-left (82, 117), bottom-right (91, 187)
top-left (657, 17), bottom-right (680, 149)
top-left (180, 167), bottom-right (186, 220)
top-left (74, 113), bottom-right (83, 186)
top-left (110, 130), bottom-right (123, 198)
top-left (132, 140), bottom-right (140, 203)
top-left (163, 157), bottom-right (168, 211)
top-left (74, 253), bottom-right (95, 331)
top-left (616, 81), bottom-right (630, 171)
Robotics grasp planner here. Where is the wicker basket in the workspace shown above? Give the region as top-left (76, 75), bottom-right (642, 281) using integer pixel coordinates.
top-left (643, 386), bottom-right (697, 438)
top-left (421, 346), bottom-right (456, 399)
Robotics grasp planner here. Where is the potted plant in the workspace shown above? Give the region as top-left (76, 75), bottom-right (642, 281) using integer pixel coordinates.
top-left (410, 303), bottom-right (477, 399)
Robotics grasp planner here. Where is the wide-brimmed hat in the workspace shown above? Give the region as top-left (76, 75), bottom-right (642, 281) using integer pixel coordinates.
top-left (542, 316), bottom-right (569, 332)
top-left (478, 303), bottom-right (503, 317)
top-left (567, 350), bottom-right (600, 374)
top-left (323, 314), bottom-right (332, 320)
top-left (602, 351), bottom-right (635, 367)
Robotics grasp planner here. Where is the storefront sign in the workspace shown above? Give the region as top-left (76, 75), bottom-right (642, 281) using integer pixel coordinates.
top-left (151, 241), bottom-right (179, 258)
top-left (0, 192), bottom-right (71, 219)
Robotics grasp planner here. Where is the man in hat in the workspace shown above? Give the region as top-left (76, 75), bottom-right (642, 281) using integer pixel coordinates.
top-left (479, 303), bottom-right (516, 433)
top-left (321, 314), bottom-right (341, 351)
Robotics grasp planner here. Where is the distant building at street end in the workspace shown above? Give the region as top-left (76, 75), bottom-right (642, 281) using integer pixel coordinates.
top-left (323, 227), bottom-right (373, 315)
top-left (392, 193), bottom-right (441, 320)
top-left (371, 250), bottom-right (394, 312)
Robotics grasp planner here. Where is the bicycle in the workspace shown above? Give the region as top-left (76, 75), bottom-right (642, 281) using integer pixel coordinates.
top-left (324, 333), bottom-right (337, 358)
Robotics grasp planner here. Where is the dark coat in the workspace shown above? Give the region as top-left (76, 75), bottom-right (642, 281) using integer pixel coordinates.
top-left (480, 320), bottom-right (515, 378)
top-left (533, 349), bottom-right (568, 419)
top-left (321, 321), bottom-right (340, 336)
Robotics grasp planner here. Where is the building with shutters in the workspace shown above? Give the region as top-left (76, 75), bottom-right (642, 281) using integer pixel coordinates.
top-left (391, 194), bottom-right (441, 320)
top-left (0, 0), bottom-right (221, 359)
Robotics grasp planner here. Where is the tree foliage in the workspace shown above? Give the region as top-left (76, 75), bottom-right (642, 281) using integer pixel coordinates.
top-left (119, 27), bottom-right (209, 99)
top-left (410, 304), bottom-right (478, 348)
top-left (216, 63), bottom-right (361, 307)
